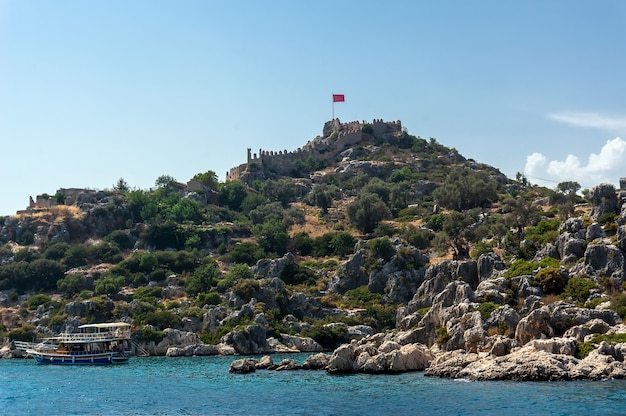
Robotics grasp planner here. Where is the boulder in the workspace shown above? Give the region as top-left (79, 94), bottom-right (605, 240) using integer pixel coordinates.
top-left (229, 358), bottom-right (258, 374)
top-left (484, 305), bottom-right (521, 338)
top-left (529, 337), bottom-right (577, 356)
top-left (154, 328), bottom-right (200, 355)
top-left (583, 243), bottom-right (625, 286)
top-left (586, 222), bottom-right (606, 241)
top-left (302, 353), bottom-right (330, 370)
top-left (515, 308), bottom-right (554, 345)
top-left (328, 250), bottom-right (369, 294)
top-left (326, 343), bottom-right (358, 373)
top-left (256, 355), bottom-right (274, 369)
top-left (456, 346), bottom-right (578, 381)
top-left (280, 334), bottom-right (323, 352)
top-left (589, 183), bottom-right (620, 220)
top-left (424, 350), bottom-right (479, 378)
top-left (222, 325), bottom-right (270, 355)
top-left (275, 358), bottom-right (300, 371)
top-left (477, 253), bottom-right (506, 281)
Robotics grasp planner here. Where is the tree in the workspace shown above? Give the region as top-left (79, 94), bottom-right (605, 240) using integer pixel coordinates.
top-left (306, 185), bottom-right (333, 214)
top-left (433, 167), bottom-right (498, 210)
top-left (192, 170), bottom-right (219, 189)
top-left (260, 179), bottom-right (295, 208)
top-left (113, 178), bottom-right (130, 193)
top-left (434, 211), bottom-right (477, 260)
top-left (253, 220), bottom-right (289, 256)
top-left (227, 242), bottom-right (264, 266)
top-left (219, 180), bottom-right (248, 211)
top-left (347, 193), bottom-right (392, 234)
top-left (155, 175), bottom-right (177, 188)
top-left (557, 181), bottom-right (581, 195)
top-left (248, 201), bottom-right (284, 225)
top-left (501, 195), bottom-right (541, 239)
top-left (186, 260), bottom-right (221, 295)
top-left (329, 232), bottom-right (357, 257)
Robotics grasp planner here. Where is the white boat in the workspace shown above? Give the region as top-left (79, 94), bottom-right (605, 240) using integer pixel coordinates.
top-left (16, 322), bottom-right (133, 365)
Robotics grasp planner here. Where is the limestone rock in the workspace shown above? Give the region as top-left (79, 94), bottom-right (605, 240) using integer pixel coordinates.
top-left (589, 183), bottom-right (620, 220)
top-left (515, 308), bottom-right (554, 345)
top-left (477, 252), bottom-right (506, 281)
top-left (275, 358), bottom-right (300, 371)
top-left (328, 249), bottom-right (368, 294)
top-left (280, 334), bottom-right (323, 352)
top-left (583, 243), bottom-right (625, 285)
top-left (222, 325), bottom-right (270, 355)
top-left (424, 350), bottom-right (479, 378)
top-left (229, 358), bottom-right (258, 374)
top-left (302, 353), bottom-right (330, 370)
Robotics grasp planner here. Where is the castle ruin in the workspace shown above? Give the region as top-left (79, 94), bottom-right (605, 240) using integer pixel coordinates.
top-left (226, 118), bottom-right (402, 182)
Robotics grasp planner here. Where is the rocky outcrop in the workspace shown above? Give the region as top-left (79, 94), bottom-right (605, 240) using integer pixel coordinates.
top-left (329, 241), bottom-right (429, 304)
top-left (279, 334), bottom-right (323, 352)
top-left (425, 340), bottom-right (626, 381)
top-left (582, 243), bottom-right (625, 286)
top-left (327, 249), bottom-right (369, 294)
top-left (221, 325), bottom-right (270, 355)
top-left (229, 358), bottom-right (258, 374)
top-left (589, 183), bottom-right (620, 220)
top-left (477, 253), bottom-right (505, 281)
top-left (325, 333), bottom-right (434, 374)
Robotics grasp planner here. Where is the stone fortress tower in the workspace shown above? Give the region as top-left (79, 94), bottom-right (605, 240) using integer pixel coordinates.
top-left (226, 118), bottom-right (402, 184)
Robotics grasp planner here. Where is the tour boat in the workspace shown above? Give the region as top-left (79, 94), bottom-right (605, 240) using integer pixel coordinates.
top-left (17, 322), bottom-right (132, 365)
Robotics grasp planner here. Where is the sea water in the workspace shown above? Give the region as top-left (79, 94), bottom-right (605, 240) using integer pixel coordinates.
top-left (1, 355), bottom-right (626, 415)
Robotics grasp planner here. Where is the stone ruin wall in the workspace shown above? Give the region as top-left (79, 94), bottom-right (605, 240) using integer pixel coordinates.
top-left (226, 119), bottom-right (402, 181)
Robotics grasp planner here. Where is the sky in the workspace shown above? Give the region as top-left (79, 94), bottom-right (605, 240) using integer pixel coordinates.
top-left (1, 0), bottom-right (626, 216)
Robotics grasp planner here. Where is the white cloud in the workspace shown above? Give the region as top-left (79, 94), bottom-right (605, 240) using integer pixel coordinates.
top-left (524, 137), bottom-right (626, 189)
top-left (547, 112), bottom-right (626, 131)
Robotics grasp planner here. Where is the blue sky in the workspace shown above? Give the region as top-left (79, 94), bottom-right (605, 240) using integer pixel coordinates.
top-left (1, 1), bottom-right (625, 216)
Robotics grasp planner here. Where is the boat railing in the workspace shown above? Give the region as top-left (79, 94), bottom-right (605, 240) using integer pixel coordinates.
top-left (57, 330), bottom-right (131, 343)
top-left (13, 341), bottom-right (37, 351)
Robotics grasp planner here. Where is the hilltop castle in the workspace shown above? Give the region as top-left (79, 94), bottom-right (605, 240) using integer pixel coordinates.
top-left (226, 118), bottom-right (403, 183)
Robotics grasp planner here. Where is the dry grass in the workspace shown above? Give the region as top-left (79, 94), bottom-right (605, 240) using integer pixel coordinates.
top-left (16, 205), bottom-right (84, 224)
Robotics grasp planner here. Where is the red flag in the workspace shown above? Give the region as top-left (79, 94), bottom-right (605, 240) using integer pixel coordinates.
top-left (332, 94), bottom-right (345, 102)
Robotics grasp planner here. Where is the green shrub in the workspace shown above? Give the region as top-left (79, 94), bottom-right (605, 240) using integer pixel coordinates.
top-left (196, 292), bottom-right (222, 307)
top-left (137, 327), bottom-right (164, 343)
top-left (610, 293), bottom-right (626, 319)
top-left (470, 241), bottom-right (494, 260)
top-left (280, 262), bottom-right (316, 286)
top-left (477, 302), bottom-right (499, 320)
top-left (577, 333), bottom-right (626, 359)
top-left (563, 276), bottom-right (597, 304)
top-left (57, 273), bottom-right (89, 295)
top-left (8, 325), bottom-right (36, 342)
top-left (436, 326), bottom-right (451, 344)
top-left (133, 286), bottom-right (163, 302)
top-left (94, 275), bottom-right (125, 296)
top-left (366, 237), bottom-right (394, 262)
top-left (26, 294), bottom-right (52, 310)
top-left (136, 310), bottom-right (180, 330)
top-left (531, 267), bottom-right (565, 294)
top-left (232, 279), bottom-right (260, 302)
top-left (344, 286), bottom-right (382, 306)
top-left (301, 323), bottom-right (348, 349)
top-left (504, 257), bottom-right (560, 279)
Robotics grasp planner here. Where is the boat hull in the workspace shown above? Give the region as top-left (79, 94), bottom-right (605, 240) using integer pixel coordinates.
top-left (31, 352), bottom-right (117, 365)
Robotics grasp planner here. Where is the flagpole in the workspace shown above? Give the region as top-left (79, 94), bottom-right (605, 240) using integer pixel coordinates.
top-left (332, 98), bottom-right (335, 120)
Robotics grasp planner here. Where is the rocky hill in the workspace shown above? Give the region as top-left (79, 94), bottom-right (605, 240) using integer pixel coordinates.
top-left (1, 118), bottom-right (626, 380)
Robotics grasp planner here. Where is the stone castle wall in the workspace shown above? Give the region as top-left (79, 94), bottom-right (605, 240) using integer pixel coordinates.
top-left (227, 118), bottom-right (402, 181)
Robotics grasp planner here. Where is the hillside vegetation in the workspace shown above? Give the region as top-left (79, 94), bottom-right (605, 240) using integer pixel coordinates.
top-left (1, 120), bottom-right (625, 362)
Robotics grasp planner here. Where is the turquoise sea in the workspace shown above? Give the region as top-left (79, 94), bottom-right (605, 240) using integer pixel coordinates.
top-left (1, 354), bottom-right (626, 416)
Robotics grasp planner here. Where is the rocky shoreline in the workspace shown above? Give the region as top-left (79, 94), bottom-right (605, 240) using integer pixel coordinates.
top-left (228, 319), bottom-right (626, 381)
